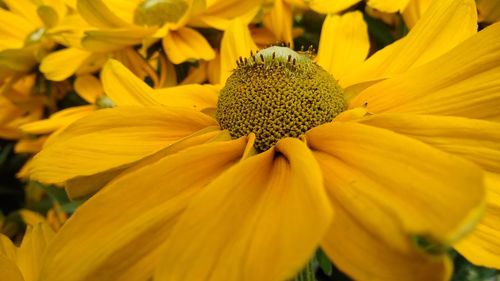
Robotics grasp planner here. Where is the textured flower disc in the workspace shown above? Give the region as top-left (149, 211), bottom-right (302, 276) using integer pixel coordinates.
top-left (134, 0), bottom-right (188, 26)
top-left (216, 46), bottom-right (346, 152)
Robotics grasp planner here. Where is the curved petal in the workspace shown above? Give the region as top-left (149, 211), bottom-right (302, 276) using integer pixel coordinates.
top-left (0, 256), bottom-right (24, 281)
top-left (262, 0), bottom-right (293, 45)
top-left (153, 84), bottom-right (218, 110)
top-left (357, 114), bottom-right (500, 268)
top-left (162, 27), bottom-right (215, 64)
top-left (359, 114), bottom-right (500, 172)
top-left (3, 0), bottom-right (41, 26)
top-left (21, 105), bottom-right (95, 135)
top-left (350, 23), bottom-right (500, 120)
top-left (219, 18), bottom-right (257, 84)
top-left (0, 9), bottom-right (34, 50)
top-left (309, 0), bottom-right (360, 14)
top-left (455, 173), bottom-right (500, 269)
top-left (306, 122), bottom-right (485, 245)
top-left (197, 0), bottom-right (260, 30)
top-left (74, 74), bottom-right (103, 104)
top-left (402, 0), bottom-right (433, 29)
top-left (39, 48), bottom-right (92, 81)
top-left (39, 137), bottom-right (249, 281)
top-left (30, 106), bottom-right (217, 185)
top-left (316, 11), bottom-right (369, 80)
top-left (17, 224), bottom-right (55, 281)
top-left (317, 168), bottom-right (452, 281)
top-left (367, 0), bottom-right (410, 12)
top-left (77, 0), bottom-right (131, 28)
top-left (81, 28), bottom-right (156, 52)
top-left (341, 0), bottom-right (477, 87)
top-left (155, 138), bottom-right (332, 281)
top-left (101, 59), bottom-right (159, 106)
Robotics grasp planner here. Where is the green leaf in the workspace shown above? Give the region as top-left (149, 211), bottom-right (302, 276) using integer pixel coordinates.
top-left (31, 181), bottom-right (69, 205)
top-left (316, 249), bottom-right (333, 276)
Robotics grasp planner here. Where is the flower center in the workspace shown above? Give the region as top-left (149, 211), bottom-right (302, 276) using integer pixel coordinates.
top-left (216, 46), bottom-right (346, 152)
top-left (134, 0), bottom-right (188, 26)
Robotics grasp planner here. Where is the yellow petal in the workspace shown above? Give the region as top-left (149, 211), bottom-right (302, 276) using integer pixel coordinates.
top-left (153, 84), bottom-right (218, 110)
top-left (207, 51), bottom-right (221, 84)
top-left (74, 75), bottom-right (103, 103)
top-left (30, 106), bottom-right (217, 185)
top-left (477, 0), bottom-right (500, 23)
top-left (3, 0), bottom-right (41, 27)
top-left (162, 27), bottom-right (215, 64)
top-left (37, 5), bottom-right (59, 29)
top-left (350, 23), bottom-right (500, 120)
top-left (0, 8), bottom-right (35, 50)
top-left (308, 0), bottom-right (360, 14)
top-left (0, 48), bottom-right (37, 76)
top-left (21, 105), bottom-right (95, 135)
top-left (0, 255), bottom-right (24, 281)
top-left (306, 122), bottom-right (485, 244)
top-left (0, 234), bottom-right (17, 259)
top-left (341, 0), bottom-right (477, 87)
top-left (100, 59), bottom-right (158, 106)
top-left (402, 0), bottom-right (433, 29)
top-left (40, 48), bottom-right (93, 81)
top-left (316, 11), bottom-right (369, 80)
top-left (358, 114), bottom-right (500, 268)
top-left (367, 0), bottom-right (410, 12)
top-left (82, 28), bottom-right (156, 52)
top-left (156, 138), bottom-right (332, 281)
top-left (17, 223), bottom-right (55, 281)
top-left (197, 0), bottom-right (260, 30)
top-left (39, 137), bottom-right (248, 281)
top-left (180, 63), bottom-right (208, 85)
top-left (456, 172), bottom-right (500, 268)
top-left (262, 0), bottom-right (293, 45)
top-left (113, 48), bottom-right (160, 88)
top-left (317, 179), bottom-right (452, 281)
top-left (76, 0), bottom-right (131, 28)
top-left (359, 114), bottom-right (500, 172)
top-left (63, 126), bottom-right (222, 199)
top-left (14, 136), bottom-right (47, 154)
top-left (219, 18), bottom-right (257, 84)
top-left (19, 210), bottom-right (46, 226)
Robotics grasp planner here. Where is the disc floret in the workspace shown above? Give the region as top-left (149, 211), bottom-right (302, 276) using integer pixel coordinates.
top-left (216, 46), bottom-right (346, 152)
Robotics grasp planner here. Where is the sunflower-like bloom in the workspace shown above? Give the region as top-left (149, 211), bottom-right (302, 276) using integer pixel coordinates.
top-left (65, 0), bottom-right (260, 64)
top-left (29, 0), bottom-right (500, 280)
top-left (0, 0), bottom-right (85, 80)
top-left (0, 223), bottom-right (54, 281)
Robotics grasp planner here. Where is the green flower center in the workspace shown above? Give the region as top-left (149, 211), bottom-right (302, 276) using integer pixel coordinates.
top-left (134, 0), bottom-right (188, 26)
top-left (216, 46), bottom-right (346, 152)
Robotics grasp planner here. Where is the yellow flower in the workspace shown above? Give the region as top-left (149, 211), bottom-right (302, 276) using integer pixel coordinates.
top-left (30, 0), bottom-right (500, 280)
top-left (0, 75), bottom-right (44, 140)
top-left (0, 223), bottom-right (54, 281)
top-left (70, 0), bottom-right (259, 65)
top-left (0, 0), bottom-right (84, 80)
